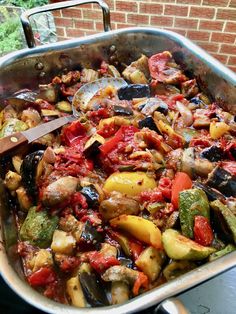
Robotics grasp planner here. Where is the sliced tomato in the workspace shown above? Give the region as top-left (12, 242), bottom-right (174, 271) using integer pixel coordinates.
top-left (171, 172), bottom-right (192, 209)
top-left (194, 215), bottom-right (214, 247)
top-left (148, 51), bottom-right (172, 80)
top-left (28, 267), bottom-right (57, 287)
top-left (132, 272), bottom-right (149, 296)
top-left (158, 177), bottom-right (172, 200)
top-left (88, 251), bottom-right (120, 273)
top-left (129, 240), bottom-right (143, 260)
top-left (61, 120), bottom-right (87, 146)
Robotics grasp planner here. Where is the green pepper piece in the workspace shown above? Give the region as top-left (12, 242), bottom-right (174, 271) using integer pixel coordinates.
top-left (20, 206), bottom-right (59, 248)
top-left (211, 200), bottom-right (236, 244)
top-left (0, 118), bottom-right (28, 138)
top-left (209, 244), bottom-right (235, 262)
top-left (179, 189), bottom-right (210, 238)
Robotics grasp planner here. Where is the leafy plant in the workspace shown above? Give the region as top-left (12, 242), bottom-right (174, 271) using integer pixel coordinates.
top-left (2, 1), bottom-right (48, 9)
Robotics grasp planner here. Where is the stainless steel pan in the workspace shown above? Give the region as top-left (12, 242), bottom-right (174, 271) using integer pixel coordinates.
top-left (0, 1), bottom-right (236, 313)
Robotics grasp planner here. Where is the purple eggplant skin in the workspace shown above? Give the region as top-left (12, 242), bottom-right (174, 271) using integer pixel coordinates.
top-left (20, 150), bottom-right (44, 201)
top-left (79, 272), bottom-right (109, 307)
top-left (113, 105), bottom-right (133, 116)
top-left (80, 221), bottom-right (104, 245)
top-left (138, 116), bottom-right (160, 133)
top-left (79, 185), bottom-right (99, 207)
top-left (194, 182), bottom-right (225, 202)
top-left (118, 84), bottom-right (150, 100)
top-left (200, 145), bottom-right (225, 162)
top-left (206, 166), bottom-right (236, 197)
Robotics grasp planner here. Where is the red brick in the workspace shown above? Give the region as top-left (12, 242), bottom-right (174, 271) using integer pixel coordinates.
top-left (211, 32), bottom-right (236, 44)
top-left (62, 8), bottom-right (82, 19)
top-left (220, 44), bottom-right (236, 54)
top-left (228, 56), bottom-right (236, 65)
top-left (164, 5), bottom-right (188, 16)
top-left (52, 10), bottom-right (61, 17)
top-left (93, 0), bottom-right (114, 10)
top-left (197, 42), bottom-right (219, 53)
top-left (127, 14), bottom-right (149, 25)
top-left (151, 0), bottom-right (174, 2)
top-left (151, 16), bottom-right (174, 27)
top-left (174, 18), bottom-right (198, 29)
top-left (74, 20), bottom-right (94, 30)
top-left (217, 9), bottom-right (236, 20)
top-left (95, 21), bottom-right (116, 31)
top-left (85, 30), bottom-right (101, 36)
top-left (139, 3), bottom-right (163, 15)
top-left (199, 20), bottom-right (224, 31)
top-left (56, 27), bottom-right (65, 37)
top-left (228, 66), bottom-right (236, 72)
top-left (190, 7), bottom-right (215, 19)
top-left (211, 53), bottom-right (228, 64)
top-left (225, 22), bottom-right (236, 33)
top-left (54, 17), bottom-right (73, 28)
top-left (229, 0), bottom-right (236, 8)
top-left (57, 36), bottom-right (68, 41)
top-left (82, 9), bottom-right (102, 20)
top-left (116, 1), bottom-right (138, 12)
top-left (65, 28), bottom-right (85, 38)
top-left (116, 23), bottom-right (136, 29)
top-left (187, 30), bottom-right (210, 41)
top-left (203, 0), bottom-right (230, 6)
top-left (166, 28), bottom-right (187, 36)
top-left (177, 0), bottom-right (201, 4)
top-left (111, 12), bottom-right (126, 23)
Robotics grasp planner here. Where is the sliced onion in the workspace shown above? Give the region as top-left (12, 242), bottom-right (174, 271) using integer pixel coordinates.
top-left (176, 101), bottom-right (193, 127)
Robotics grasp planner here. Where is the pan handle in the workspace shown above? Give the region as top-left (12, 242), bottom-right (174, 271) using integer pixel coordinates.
top-left (154, 297), bottom-right (190, 314)
top-left (20, 0), bottom-right (111, 48)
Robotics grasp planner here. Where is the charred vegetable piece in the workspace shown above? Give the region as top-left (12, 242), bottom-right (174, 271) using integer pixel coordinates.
top-left (20, 150), bottom-right (44, 201)
top-left (66, 276), bottom-right (86, 308)
top-left (20, 206), bottom-right (58, 248)
top-left (118, 84), bottom-right (150, 100)
top-left (81, 221), bottom-right (104, 245)
top-left (211, 200), bottom-right (236, 244)
top-left (193, 182), bottom-right (225, 202)
top-left (138, 116), bottom-right (159, 133)
top-left (84, 134), bottom-right (105, 156)
top-left (200, 145), bottom-right (224, 162)
top-left (162, 229), bottom-right (215, 260)
top-left (163, 261), bottom-right (196, 281)
top-left (79, 272), bottom-right (109, 307)
top-left (207, 167), bottom-right (236, 197)
top-left (179, 189), bottom-right (210, 238)
top-left (135, 247), bottom-right (165, 282)
top-left (209, 244), bottom-right (235, 262)
top-left (113, 105), bottom-right (133, 116)
top-left (141, 98), bottom-right (168, 116)
top-left (79, 185), bottom-right (99, 207)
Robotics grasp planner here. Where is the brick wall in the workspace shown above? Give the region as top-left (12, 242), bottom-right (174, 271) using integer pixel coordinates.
top-left (50, 0), bottom-right (236, 72)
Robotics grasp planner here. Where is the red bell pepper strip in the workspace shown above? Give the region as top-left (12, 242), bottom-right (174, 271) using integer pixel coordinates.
top-left (129, 240), bottom-right (143, 260)
top-left (133, 272), bottom-right (149, 296)
top-left (61, 120), bottom-right (87, 146)
top-left (193, 216), bottom-right (214, 247)
top-left (171, 172), bottom-right (192, 209)
top-left (28, 267), bottom-right (57, 287)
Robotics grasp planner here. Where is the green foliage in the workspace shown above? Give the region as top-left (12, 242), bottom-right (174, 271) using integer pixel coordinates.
top-left (3, 0), bottom-right (48, 9)
top-left (0, 7), bottom-right (23, 55)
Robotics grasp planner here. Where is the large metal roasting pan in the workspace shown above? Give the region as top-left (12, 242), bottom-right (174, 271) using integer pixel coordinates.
top-left (0, 1), bottom-right (236, 313)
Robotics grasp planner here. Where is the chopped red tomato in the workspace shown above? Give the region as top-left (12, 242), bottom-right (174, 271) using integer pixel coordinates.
top-left (133, 272), bottom-right (149, 296)
top-left (140, 188), bottom-right (164, 204)
top-left (28, 267), bottom-right (57, 287)
top-left (88, 251), bottom-right (120, 273)
top-left (171, 172), bottom-right (192, 209)
top-left (100, 60), bottom-right (109, 75)
top-left (158, 177), bottom-right (172, 199)
top-left (97, 122), bottom-right (118, 138)
top-left (87, 107), bottom-right (110, 124)
top-left (194, 216), bottom-right (214, 247)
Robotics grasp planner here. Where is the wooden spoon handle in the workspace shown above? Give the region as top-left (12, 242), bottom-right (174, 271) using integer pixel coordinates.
top-left (0, 132), bottom-right (28, 155)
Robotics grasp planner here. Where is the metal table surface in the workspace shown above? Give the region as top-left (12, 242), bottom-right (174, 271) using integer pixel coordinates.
top-left (1, 267), bottom-right (236, 314)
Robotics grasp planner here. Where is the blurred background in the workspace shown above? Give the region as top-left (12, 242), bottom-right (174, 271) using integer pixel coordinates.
top-left (0, 0), bottom-right (235, 72)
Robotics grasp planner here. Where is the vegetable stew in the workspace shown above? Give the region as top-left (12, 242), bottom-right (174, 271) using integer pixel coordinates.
top-left (1, 50), bottom-right (236, 307)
